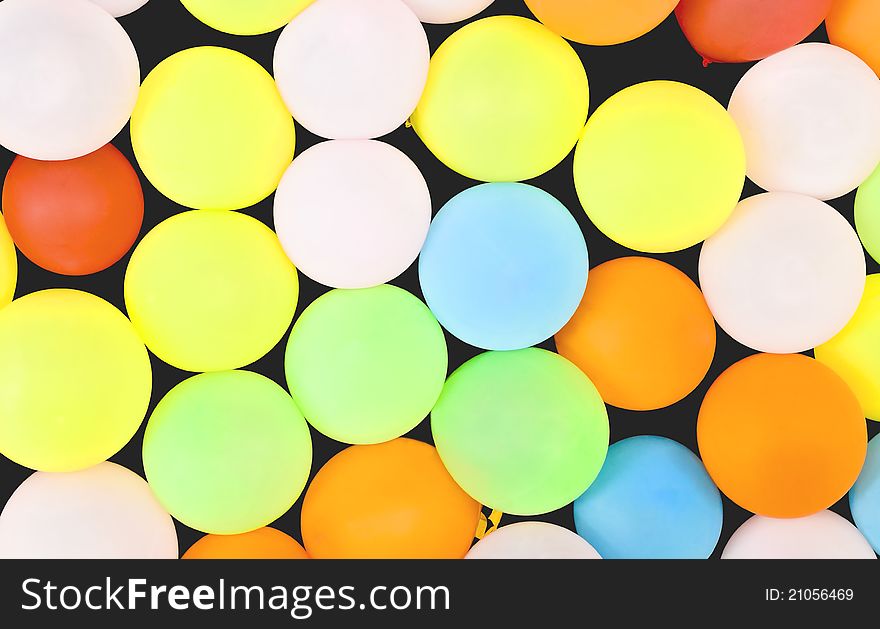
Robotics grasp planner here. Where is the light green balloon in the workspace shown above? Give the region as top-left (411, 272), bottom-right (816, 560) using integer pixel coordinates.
top-left (142, 370), bottom-right (312, 535)
top-left (285, 284), bottom-right (448, 444)
top-left (856, 162), bottom-right (880, 264)
top-left (431, 348), bottom-right (609, 516)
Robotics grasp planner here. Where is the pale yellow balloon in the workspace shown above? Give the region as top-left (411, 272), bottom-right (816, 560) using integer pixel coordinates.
top-left (181, 0), bottom-right (314, 36)
top-left (816, 274), bottom-right (880, 421)
top-left (0, 213), bottom-right (16, 307)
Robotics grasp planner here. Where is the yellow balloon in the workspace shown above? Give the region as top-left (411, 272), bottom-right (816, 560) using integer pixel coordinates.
top-left (0, 213), bottom-right (16, 307)
top-left (574, 81), bottom-right (745, 253)
top-left (181, 0), bottom-right (314, 36)
top-left (411, 15), bottom-right (588, 182)
top-left (0, 289), bottom-right (151, 472)
top-left (816, 274), bottom-right (880, 421)
top-left (124, 210), bottom-right (298, 373)
top-left (131, 47), bottom-right (295, 211)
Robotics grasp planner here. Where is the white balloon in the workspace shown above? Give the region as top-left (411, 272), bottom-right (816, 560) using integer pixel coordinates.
top-left (89, 0), bottom-right (150, 17)
top-left (0, 0), bottom-right (140, 160)
top-left (722, 512), bottom-right (876, 559)
top-left (699, 192), bottom-right (865, 353)
top-left (466, 522), bottom-right (602, 559)
top-left (401, 0), bottom-right (494, 24)
top-left (0, 462), bottom-right (178, 559)
top-left (274, 140), bottom-right (431, 288)
top-left (274, 0), bottom-right (429, 139)
top-left (728, 43), bottom-right (880, 201)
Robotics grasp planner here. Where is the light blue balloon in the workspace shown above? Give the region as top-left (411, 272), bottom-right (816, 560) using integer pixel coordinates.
top-left (573, 435), bottom-right (723, 559)
top-left (418, 183), bottom-right (588, 351)
top-left (850, 435), bottom-right (880, 554)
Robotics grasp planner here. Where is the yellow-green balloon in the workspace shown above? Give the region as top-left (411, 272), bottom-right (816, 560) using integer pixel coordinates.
top-left (411, 15), bottom-right (588, 182)
top-left (855, 162), bottom-right (880, 264)
top-left (431, 348), bottom-right (609, 515)
top-left (574, 81), bottom-right (745, 253)
top-left (0, 289), bottom-right (151, 472)
top-left (124, 210), bottom-right (298, 373)
top-left (143, 370), bottom-right (312, 535)
top-left (0, 213), bottom-right (16, 307)
top-left (181, 0), bottom-right (313, 36)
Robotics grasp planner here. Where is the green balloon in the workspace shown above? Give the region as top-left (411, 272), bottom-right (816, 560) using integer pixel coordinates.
top-left (431, 348), bottom-right (609, 515)
top-left (856, 162), bottom-right (880, 264)
top-left (285, 284), bottom-right (447, 444)
top-left (142, 370), bottom-right (312, 535)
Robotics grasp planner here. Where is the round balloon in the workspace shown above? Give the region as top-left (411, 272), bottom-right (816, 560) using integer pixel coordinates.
top-left (124, 210), bottom-right (298, 373)
top-left (183, 528), bottom-right (309, 559)
top-left (274, 0), bottom-right (428, 139)
top-left (850, 436), bottom-right (880, 554)
top-left (727, 43), bottom-right (880, 200)
top-left (698, 353), bottom-right (866, 518)
top-left (131, 46), bottom-right (294, 210)
top-left (2, 145), bottom-right (143, 275)
top-left (815, 275), bottom-right (880, 421)
top-left (285, 285), bottom-right (447, 444)
top-left (0, 0), bottom-right (140, 160)
top-left (402, 0), bottom-right (494, 23)
top-left (574, 436), bottom-right (723, 559)
top-left (574, 81), bottom-right (745, 253)
top-left (91, 0), bottom-right (150, 17)
top-left (143, 370), bottom-right (312, 535)
top-left (432, 349), bottom-right (609, 515)
top-left (699, 192), bottom-right (866, 353)
top-left (0, 463), bottom-right (177, 559)
top-left (722, 512), bottom-right (875, 559)
top-left (0, 290), bottom-right (151, 472)
top-left (556, 257), bottom-right (715, 411)
top-left (419, 183), bottom-right (587, 350)
top-left (411, 15), bottom-right (588, 182)
top-left (0, 214), bottom-right (16, 308)
top-left (675, 0), bottom-right (832, 64)
top-left (467, 522), bottom-right (601, 560)
top-left (182, 0), bottom-right (313, 35)
top-left (274, 140), bottom-right (430, 288)
top-left (525, 0), bottom-right (678, 46)
top-left (301, 439), bottom-right (481, 558)
top-left (855, 162), bottom-right (880, 263)
top-left (827, 0), bottom-right (880, 77)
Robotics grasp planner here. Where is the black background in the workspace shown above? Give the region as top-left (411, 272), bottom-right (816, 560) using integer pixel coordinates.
top-left (1, 0), bottom-right (877, 560)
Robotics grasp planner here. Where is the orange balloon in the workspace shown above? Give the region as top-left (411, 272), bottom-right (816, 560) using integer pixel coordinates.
top-left (698, 353), bottom-right (866, 518)
top-left (556, 256), bottom-right (715, 411)
top-left (525, 0), bottom-right (680, 46)
top-left (1, 144), bottom-right (143, 276)
top-left (827, 0), bottom-right (880, 78)
top-left (301, 438), bottom-right (481, 559)
top-left (183, 527), bottom-right (309, 559)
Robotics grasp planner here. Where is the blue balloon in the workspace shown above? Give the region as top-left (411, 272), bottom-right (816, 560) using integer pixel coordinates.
top-left (850, 435), bottom-right (880, 554)
top-left (418, 183), bottom-right (588, 351)
top-left (573, 435), bottom-right (723, 559)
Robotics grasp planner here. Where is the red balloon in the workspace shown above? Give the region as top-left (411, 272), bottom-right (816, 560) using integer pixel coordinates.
top-left (1, 144), bottom-right (143, 276)
top-left (675, 0), bottom-right (833, 64)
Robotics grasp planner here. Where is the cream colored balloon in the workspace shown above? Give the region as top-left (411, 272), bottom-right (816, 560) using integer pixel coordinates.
top-left (466, 522), bottom-right (601, 559)
top-left (402, 0), bottom-right (494, 23)
top-left (699, 192), bottom-right (865, 353)
top-left (90, 0), bottom-right (150, 17)
top-left (0, 0), bottom-right (140, 160)
top-left (0, 462), bottom-right (178, 559)
top-left (728, 43), bottom-right (880, 200)
top-left (722, 512), bottom-right (876, 559)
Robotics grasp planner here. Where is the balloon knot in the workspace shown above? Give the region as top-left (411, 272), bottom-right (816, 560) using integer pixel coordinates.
top-left (702, 58), bottom-right (712, 68)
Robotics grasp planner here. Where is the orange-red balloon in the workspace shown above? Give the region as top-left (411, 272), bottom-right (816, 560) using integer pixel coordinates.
top-left (1, 144), bottom-right (143, 276)
top-left (827, 0), bottom-right (880, 78)
top-left (301, 438), bottom-right (481, 558)
top-left (698, 353), bottom-right (866, 518)
top-left (556, 256), bottom-right (715, 411)
top-left (675, 0), bottom-right (832, 64)
top-left (183, 527), bottom-right (309, 559)
top-left (525, 0), bottom-right (679, 46)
